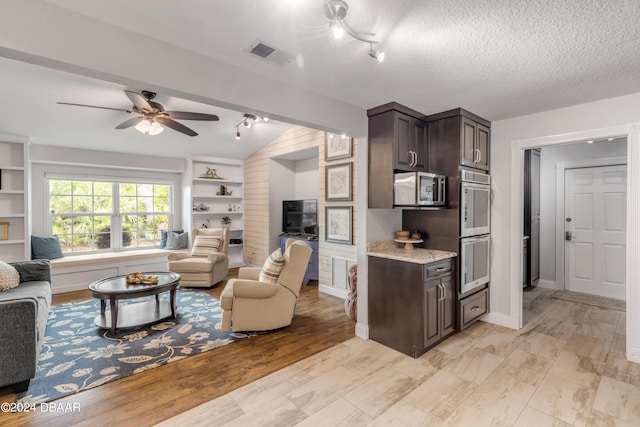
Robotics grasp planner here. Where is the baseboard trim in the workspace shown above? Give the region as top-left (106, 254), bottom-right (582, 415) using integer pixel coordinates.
top-left (537, 279), bottom-right (557, 290)
top-left (52, 283), bottom-right (89, 295)
top-left (627, 345), bottom-right (640, 363)
top-left (318, 284), bottom-right (347, 299)
top-left (355, 322), bottom-right (369, 339)
top-left (482, 312), bottom-right (520, 330)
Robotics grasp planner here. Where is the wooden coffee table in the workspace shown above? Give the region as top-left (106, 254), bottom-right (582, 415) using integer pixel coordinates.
top-left (89, 272), bottom-right (181, 335)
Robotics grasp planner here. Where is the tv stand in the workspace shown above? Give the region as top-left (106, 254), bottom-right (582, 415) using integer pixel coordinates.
top-left (279, 235), bottom-right (319, 284)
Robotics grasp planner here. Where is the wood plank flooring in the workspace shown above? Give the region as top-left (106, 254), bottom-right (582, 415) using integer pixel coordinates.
top-left (0, 270), bottom-right (355, 426)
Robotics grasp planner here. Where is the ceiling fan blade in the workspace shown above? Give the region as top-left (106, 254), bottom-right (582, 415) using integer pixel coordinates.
top-left (165, 111), bottom-right (220, 121)
top-left (156, 117), bottom-right (198, 136)
top-left (124, 90), bottom-right (152, 111)
top-left (57, 102), bottom-right (132, 113)
top-left (115, 116), bottom-right (144, 129)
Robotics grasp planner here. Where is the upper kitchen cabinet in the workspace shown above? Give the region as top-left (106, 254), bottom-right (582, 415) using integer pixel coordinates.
top-left (367, 102), bottom-right (428, 208)
top-left (427, 108), bottom-right (491, 174)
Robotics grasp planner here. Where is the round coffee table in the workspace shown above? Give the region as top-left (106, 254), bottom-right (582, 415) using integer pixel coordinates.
top-left (89, 272), bottom-right (181, 335)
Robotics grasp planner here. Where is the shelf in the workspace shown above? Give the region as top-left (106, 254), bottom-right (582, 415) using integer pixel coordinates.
top-left (192, 195), bottom-right (243, 200)
top-left (193, 211), bottom-right (243, 215)
top-left (0, 239), bottom-right (25, 245)
top-left (192, 178), bottom-right (242, 185)
top-left (0, 190), bottom-right (25, 195)
top-left (0, 165), bottom-right (25, 171)
top-left (0, 214), bottom-right (25, 218)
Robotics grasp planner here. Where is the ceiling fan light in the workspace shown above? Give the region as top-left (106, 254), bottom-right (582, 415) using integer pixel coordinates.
top-left (135, 118), bottom-right (151, 134)
top-left (330, 22), bottom-right (344, 39)
top-left (148, 121), bottom-right (164, 135)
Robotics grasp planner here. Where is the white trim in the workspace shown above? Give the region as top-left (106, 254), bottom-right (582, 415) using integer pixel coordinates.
top-left (355, 322), bottom-right (369, 339)
top-left (536, 279), bottom-right (556, 290)
top-left (318, 283), bottom-right (347, 299)
top-left (510, 123), bottom-right (640, 363)
top-left (555, 157), bottom-right (627, 292)
top-left (483, 312), bottom-right (520, 329)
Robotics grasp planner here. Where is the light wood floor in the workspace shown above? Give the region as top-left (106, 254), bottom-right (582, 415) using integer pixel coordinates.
top-left (0, 269), bottom-right (355, 426)
top-left (158, 286), bottom-right (640, 426)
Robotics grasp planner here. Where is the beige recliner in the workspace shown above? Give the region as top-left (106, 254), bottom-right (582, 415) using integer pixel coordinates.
top-left (167, 228), bottom-right (229, 287)
top-left (220, 239), bottom-right (312, 332)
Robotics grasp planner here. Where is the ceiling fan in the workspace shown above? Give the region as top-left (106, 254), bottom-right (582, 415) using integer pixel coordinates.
top-left (57, 90), bottom-right (219, 136)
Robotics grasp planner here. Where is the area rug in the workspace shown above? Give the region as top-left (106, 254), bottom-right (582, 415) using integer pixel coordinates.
top-left (551, 290), bottom-right (625, 312)
top-left (16, 289), bottom-right (249, 404)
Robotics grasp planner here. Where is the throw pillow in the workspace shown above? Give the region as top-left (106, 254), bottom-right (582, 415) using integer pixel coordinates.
top-left (160, 229), bottom-right (184, 249)
top-left (0, 260), bottom-right (20, 291)
top-left (31, 235), bottom-right (64, 260)
top-left (165, 231), bottom-right (189, 250)
top-left (259, 248), bottom-right (285, 284)
top-left (191, 235), bottom-right (221, 257)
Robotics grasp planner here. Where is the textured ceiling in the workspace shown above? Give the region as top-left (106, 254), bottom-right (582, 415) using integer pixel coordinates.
top-left (1, 0), bottom-right (640, 158)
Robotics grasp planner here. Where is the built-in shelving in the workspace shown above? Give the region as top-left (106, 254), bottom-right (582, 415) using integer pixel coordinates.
top-left (187, 156), bottom-right (245, 267)
top-left (0, 134), bottom-right (30, 262)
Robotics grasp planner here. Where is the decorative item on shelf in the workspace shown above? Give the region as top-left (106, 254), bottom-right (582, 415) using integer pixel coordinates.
top-left (193, 203), bottom-right (210, 212)
top-left (216, 185), bottom-right (232, 196)
top-left (198, 167), bottom-right (224, 179)
top-left (201, 219), bottom-right (211, 229)
top-left (0, 222), bottom-right (7, 240)
top-left (228, 203), bottom-right (232, 212)
top-left (221, 216), bottom-right (232, 228)
top-left (411, 230), bottom-right (422, 240)
top-left (396, 230), bottom-right (410, 240)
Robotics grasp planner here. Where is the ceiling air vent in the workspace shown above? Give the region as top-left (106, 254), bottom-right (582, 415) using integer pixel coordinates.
top-left (247, 41), bottom-right (293, 65)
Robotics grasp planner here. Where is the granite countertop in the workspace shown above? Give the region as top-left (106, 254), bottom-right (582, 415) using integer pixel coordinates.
top-left (366, 240), bottom-right (457, 264)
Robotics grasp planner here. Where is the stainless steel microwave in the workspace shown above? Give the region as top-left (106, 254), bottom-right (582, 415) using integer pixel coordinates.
top-left (393, 172), bottom-right (447, 207)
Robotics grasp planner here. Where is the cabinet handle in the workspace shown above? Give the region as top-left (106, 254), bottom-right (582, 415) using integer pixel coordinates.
top-left (477, 148), bottom-right (482, 163)
top-left (409, 150), bottom-right (416, 167)
top-left (413, 151), bottom-right (417, 166)
top-left (470, 305), bottom-right (480, 312)
top-left (408, 151), bottom-right (413, 166)
top-left (436, 267), bottom-right (445, 272)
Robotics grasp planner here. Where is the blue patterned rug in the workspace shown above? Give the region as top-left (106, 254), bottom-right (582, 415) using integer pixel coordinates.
top-left (16, 289), bottom-right (248, 404)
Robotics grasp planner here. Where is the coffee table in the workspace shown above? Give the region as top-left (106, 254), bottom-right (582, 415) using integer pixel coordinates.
top-left (89, 272), bottom-right (181, 335)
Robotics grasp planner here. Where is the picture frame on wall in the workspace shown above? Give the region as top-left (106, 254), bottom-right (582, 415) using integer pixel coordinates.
top-left (0, 222), bottom-right (8, 240)
top-left (325, 162), bottom-right (352, 202)
top-left (325, 134), bottom-right (352, 161)
top-left (325, 206), bottom-right (352, 244)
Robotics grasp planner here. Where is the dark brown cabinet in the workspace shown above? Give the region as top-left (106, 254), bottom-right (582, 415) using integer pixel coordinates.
top-left (368, 256), bottom-right (455, 358)
top-left (367, 102), bottom-right (428, 208)
top-left (460, 117), bottom-right (490, 171)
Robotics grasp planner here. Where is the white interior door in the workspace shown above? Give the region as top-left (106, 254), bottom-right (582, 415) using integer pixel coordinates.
top-left (565, 165), bottom-right (626, 300)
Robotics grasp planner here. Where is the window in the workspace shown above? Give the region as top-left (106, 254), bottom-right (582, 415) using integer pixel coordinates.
top-left (48, 179), bottom-right (172, 254)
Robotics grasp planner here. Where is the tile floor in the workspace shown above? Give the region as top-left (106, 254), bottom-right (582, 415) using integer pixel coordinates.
top-left (156, 287), bottom-right (640, 426)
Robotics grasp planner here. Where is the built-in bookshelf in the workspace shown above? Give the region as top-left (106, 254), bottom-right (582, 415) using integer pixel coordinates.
top-left (0, 134), bottom-right (30, 262)
top-left (187, 156), bottom-right (245, 267)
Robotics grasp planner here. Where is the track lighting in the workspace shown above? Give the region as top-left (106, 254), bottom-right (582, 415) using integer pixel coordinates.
top-left (325, 0), bottom-right (385, 62)
top-left (233, 113), bottom-right (269, 140)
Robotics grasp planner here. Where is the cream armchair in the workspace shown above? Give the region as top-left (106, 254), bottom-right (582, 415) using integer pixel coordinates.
top-left (167, 228), bottom-right (229, 287)
top-left (220, 239), bottom-right (312, 332)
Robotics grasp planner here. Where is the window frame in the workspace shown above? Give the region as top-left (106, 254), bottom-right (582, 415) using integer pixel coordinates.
top-left (46, 174), bottom-right (175, 255)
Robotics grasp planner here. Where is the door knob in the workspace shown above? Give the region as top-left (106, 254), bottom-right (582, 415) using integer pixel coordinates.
top-left (565, 231), bottom-right (572, 241)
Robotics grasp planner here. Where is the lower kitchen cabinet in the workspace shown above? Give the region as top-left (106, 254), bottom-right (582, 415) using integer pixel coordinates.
top-left (368, 256), bottom-right (456, 358)
top-left (459, 286), bottom-right (489, 330)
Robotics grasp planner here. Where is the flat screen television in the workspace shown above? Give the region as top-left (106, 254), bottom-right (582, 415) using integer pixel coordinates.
top-left (282, 199), bottom-right (318, 236)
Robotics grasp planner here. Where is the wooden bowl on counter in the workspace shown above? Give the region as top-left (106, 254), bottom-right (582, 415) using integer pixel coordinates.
top-left (396, 230), bottom-right (410, 240)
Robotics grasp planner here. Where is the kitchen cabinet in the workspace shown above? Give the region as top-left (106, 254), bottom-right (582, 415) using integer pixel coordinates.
top-left (427, 108), bottom-right (491, 175)
top-left (368, 255), bottom-right (455, 358)
top-left (367, 102), bottom-right (428, 208)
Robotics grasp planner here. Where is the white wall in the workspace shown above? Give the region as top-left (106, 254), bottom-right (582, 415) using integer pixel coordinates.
top-left (294, 158), bottom-right (320, 200)
top-left (538, 140), bottom-right (627, 285)
top-left (268, 159), bottom-right (296, 252)
top-left (491, 92), bottom-right (640, 363)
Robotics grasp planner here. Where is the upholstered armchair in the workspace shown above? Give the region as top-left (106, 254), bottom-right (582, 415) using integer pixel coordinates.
top-left (167, 228), bottom-right (229, 287)
top-left (220, 239), bottom-right (312, 332)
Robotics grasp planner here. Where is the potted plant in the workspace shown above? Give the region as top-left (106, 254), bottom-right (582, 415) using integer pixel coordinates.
top-left (221, 216), bottom-right (232, 228)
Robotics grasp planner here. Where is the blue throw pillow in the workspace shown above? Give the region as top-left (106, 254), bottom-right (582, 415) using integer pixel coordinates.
top-left (160, 229), bottom-right (184, 249)
top-left (31, 235), bottom-right (64, 260)
top-left (165, 231), bottom-right (188, 250)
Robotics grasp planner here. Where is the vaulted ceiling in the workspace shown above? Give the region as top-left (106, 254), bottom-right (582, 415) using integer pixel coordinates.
top-left (1, 0), bottom-right (639, 158)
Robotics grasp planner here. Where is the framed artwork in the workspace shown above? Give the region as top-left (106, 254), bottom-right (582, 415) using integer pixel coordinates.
top-left (0, 222), bottom-right (7, 240)
top-left (325, 134), bottom-right (352, 161)
top-left (325, 206), bottom-right (352, 244)
top-left (325, 162), bottom-right (352, 201)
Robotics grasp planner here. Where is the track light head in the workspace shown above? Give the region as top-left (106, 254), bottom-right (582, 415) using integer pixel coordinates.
top-left (235, 129), bottom-right (240, 140)
top-left (244, 120), bottom-right (251, 128)
top-left (368, 43), bottom-right (385, 62)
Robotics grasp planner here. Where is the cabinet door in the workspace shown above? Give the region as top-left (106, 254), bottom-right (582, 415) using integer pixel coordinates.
top-left (475, 124), bottom-right (490, 171)
top-left (395, 113), bottom-right (414, 169)
top-left (460, 117), bottom-right (477, 167)
top-left (423, 278), bottom-right (441, 348)
top-left (440, 275), bottom-right (456, 337)
top-left (412, 119), bottom-right (428, 171)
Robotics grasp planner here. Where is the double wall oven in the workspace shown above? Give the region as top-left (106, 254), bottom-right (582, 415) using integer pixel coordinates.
top-left (459, 170), bottom-right (491, 295)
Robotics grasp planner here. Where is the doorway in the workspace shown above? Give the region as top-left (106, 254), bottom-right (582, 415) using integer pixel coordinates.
top-left (564, 164), bottom-right (627, 300)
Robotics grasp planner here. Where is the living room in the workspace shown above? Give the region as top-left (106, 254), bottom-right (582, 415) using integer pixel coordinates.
top-left (2, 1), bottom-right (640, 425)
